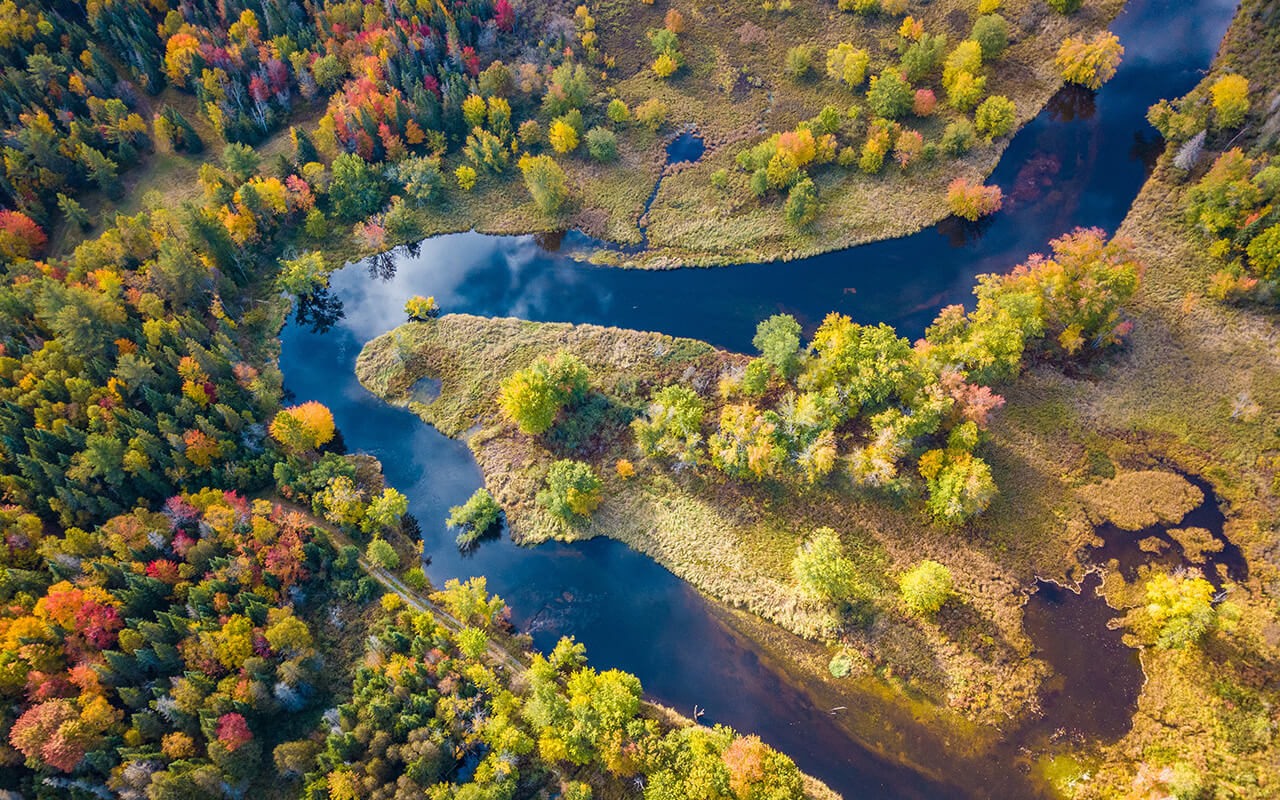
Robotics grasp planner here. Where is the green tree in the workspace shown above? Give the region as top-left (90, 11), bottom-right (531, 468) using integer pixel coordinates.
top-left (974, 95), bottom-right (1016, 139)
top-left (360, 488), bottom-right (408, 536)
top-left (784, 45), bottom-right (813, 81)
top-left (1145, 572), bottom-right (1219, 649)
top-left (396, 156), bottom-right (444, 205)
top-left (586, 127), bottom-right (618, 162)
top-left (899, 560), bottom-right (955, 615)
top-left (519, 154), bottom-right (570, 215)
top-left (901, 33), bottom-right (947, 82)
top-left (365, 538), bottom-right (399, 569)
top-left (970, 15), bottom-right (1009, 60)
top-left (222, 142), bottom-right (260, 182)
top-left (753, 314), bottom-right (803, 377)
top-left (276, 251), bottom-right (329, 296)
top-left (792, 528), bottom-right (858, 602)
top-left (448, 488), bottom-right (502, 546)
top-left (632, 385), bottom-right (706, 463)
top-left (784, 178), bottom-right (819, 228)
top-left (329, 153), bottom-right (384, 221)
top-left (537, 460), bottom-right (603, 521)
top-left (867, 70), bottom-right (913, 119)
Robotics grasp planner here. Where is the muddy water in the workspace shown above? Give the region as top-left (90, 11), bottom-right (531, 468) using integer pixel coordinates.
top-left (278, 1), bottom-right (1240, 796)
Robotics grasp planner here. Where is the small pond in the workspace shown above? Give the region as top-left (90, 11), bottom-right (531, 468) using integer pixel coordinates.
top-left (279, 1), bottom-right (1239, 796)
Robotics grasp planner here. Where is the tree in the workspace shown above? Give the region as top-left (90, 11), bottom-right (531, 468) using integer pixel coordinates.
top-left (270, 402), bottom-right (336, 453)
top-left (537, 460), bottom-right (603, 520)
top-left (1056, 31), bottom-right (1123, 90)
top-left (784, 178), bottom-right (819, 228)
top-left (792, 528), bottom-right (858, 603)
top-left (925, 454), bottom-right (996, 524)
top-left (941, 119), bottom-right (976, 156)
top-left (900, 33), bottom-right (946, 82)
top-left (586, 127), bottom-right (618, 162)
top-left (549, 119), bottom-right (580, 153)
top-left (405, 295), bottom-right (440, 320)
top-left (277, 251), bottom-right (329, 296)
top-left (0, 210), bottom-right (47, 260)
top-left (970, 15), bottom-right (1009, 59)
top-left (222, 142), bottom-right (260, 182)
top-left (519, 154), bottom-right (570, 215)
top-left (899, 560), bottom-right (954, 615)
top-left (361, 488), bottom-right (408, 535)
top-left (1144, 571), bottom-right (1218, 649)
top-left (826, 43), bottom-right (870, 88)
top-left (1209, 73), bottom-right (1249, 129)
top-left (455, 165), bottom-right (478, 191)
top-left (329, 153), bottom-right (384, 220)
top-left (632, 385), bottom-right (706, 463)
top-left (448, 488), bottom-right (502, 545)
top-left (57, 193), bottom-right (92, 231)
top-left (753, 314), bottom-right (803, 376)
top-left (867, 71), bottom-right (913, 119)
top-left (1048, 0), bottom-right (1083, 13)
top-left (974, 95), bottom-right (1016, 139)
top-left (635, 98), bottom-right (669, 132)
top-left (396, 156), bottom-right (444, 205)
top-left (947, 178), bottom-right (1003, 221)
top-left (499, 351), bottom-right (589, 434)
top-left (366, 538), bottom-right (399, 569)
top-left (607, 99), bottom-right (630, 124)
top-left (783, 45), bottom-right (813, 82)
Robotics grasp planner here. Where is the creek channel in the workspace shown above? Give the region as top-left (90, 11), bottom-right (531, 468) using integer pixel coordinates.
top-left (278, 1), bottom-right (1238, 796)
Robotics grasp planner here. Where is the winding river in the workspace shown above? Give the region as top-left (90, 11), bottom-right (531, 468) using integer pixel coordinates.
top-left (279, 1), bottom-right (1238, 796)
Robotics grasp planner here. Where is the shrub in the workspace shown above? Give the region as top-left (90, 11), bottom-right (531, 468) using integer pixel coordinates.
top-left (899, 560), bottom-right (954, 615)
top-left (828, 653), bottom-right (854, 677)
top-left (405, 295), bottom-right (440, 320)
top-left (974, 95), bottom-right (1016, 139)
top-left (1145, 571), bottom-right (1217, 649)
top-left (455, 165), bottom-right (478, 191)
top-left (1210, 74), bottom-right (1249, 129)
top-left (396, 156), bottom-right (444, 205)
top-left (1056, 32), bottom-right (1123, 90)
top-left (653, 52), bottom-right (678, 78)
top-left (537, 459), bottom-right (603, 520)
top-left (366, 538), bottom-right (399, 569)
top-left (946, 178), bottom-right (1003, 221)
top-left (867, 71), bottom-right (913, 119)
top-left (404, 567), bottom-right (428, 590)
top-left (710, 168), bottom-right (730, 190)
top-left (586, 127), bottom-right (618, 161)
top-left (925, 454), bottom-right (996, 524)
top-left (549, 118), bottom-right (580, 153)
top-left (970, 15), bottom-right (1009, 59)
top-left (792, 528), bottom-right (859, 602)
top-left (893, 129), bottom-right (923, 168)
top-left (943, 40), bottom-right (983, 92)
top-left (518, 154), bottom-right (570, 214)
top-left (753, 314), bottom-right (803, 376)
top-left (946, 70), bottom-right (986, 111)
top-left (1048, 0), bottom-right (1083, 13)
top-left (632, 385), bottom-right (706, 463)
top-left (518, 119), bottom-right (543, 148)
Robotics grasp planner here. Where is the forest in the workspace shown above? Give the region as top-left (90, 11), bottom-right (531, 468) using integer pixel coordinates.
top-left (0, 0), bottom-right (1277, 798)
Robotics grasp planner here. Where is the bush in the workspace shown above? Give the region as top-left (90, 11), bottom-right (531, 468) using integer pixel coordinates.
top-left (549, 118), bottom-right (579, 153)
top-left (455, 165), bottom-right (477, 191)
top-left (1210, 74), bottom-right (1249, 129)
top-left (970, 15), bottom-right (1008, 60)
top-left (752, 314), bottom-right (803, 376)
top-left (586, 127), bottom-right (618, 162)
top-left (866, 71), bottom-right (913, 119)
top-left (635, 98), bottom-right (669, 131)
top-left (632, 385), bottom-right (707, 463)
top-left (913, 89), bottom-right (937, 116)
top-left (607, 98), bottom-right (630, 124)
top-left (366, 538), bottom-right (400, 569)
top-left (396, 155), bottom-right (444, 205)
top-left (900, 33), bottom-right (946, 82)
top-left (1056, 32), bottom-right (1123, 90)
top-left (1048, 0), bottom-right (1083, 13)
top-left (899, 560), bottom-right (954, 615)
top-left (974, 95), bottom-right (1015, 139)
top-left (537, 460), bottom-right (603, 521)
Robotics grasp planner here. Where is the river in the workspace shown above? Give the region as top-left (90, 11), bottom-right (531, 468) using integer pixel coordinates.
top-left (278, 1), bottom-right (1237, 796)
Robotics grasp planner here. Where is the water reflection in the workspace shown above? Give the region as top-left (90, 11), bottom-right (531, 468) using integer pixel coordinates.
top-left (277, 0), bottom-right (1239, 797)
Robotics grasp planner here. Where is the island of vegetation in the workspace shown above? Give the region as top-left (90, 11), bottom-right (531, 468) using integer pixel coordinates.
top-left (0, 0), bottom-right (1276, 797)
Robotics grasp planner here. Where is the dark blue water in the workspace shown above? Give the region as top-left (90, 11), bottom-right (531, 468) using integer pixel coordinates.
top-left (665, 129), bottom-right (705, 164)
top-left (279, 2), bottom-right (1236, 796)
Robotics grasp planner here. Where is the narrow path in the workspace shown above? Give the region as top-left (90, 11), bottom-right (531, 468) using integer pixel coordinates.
top-left (272, 496), bottom-right (529, 675)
